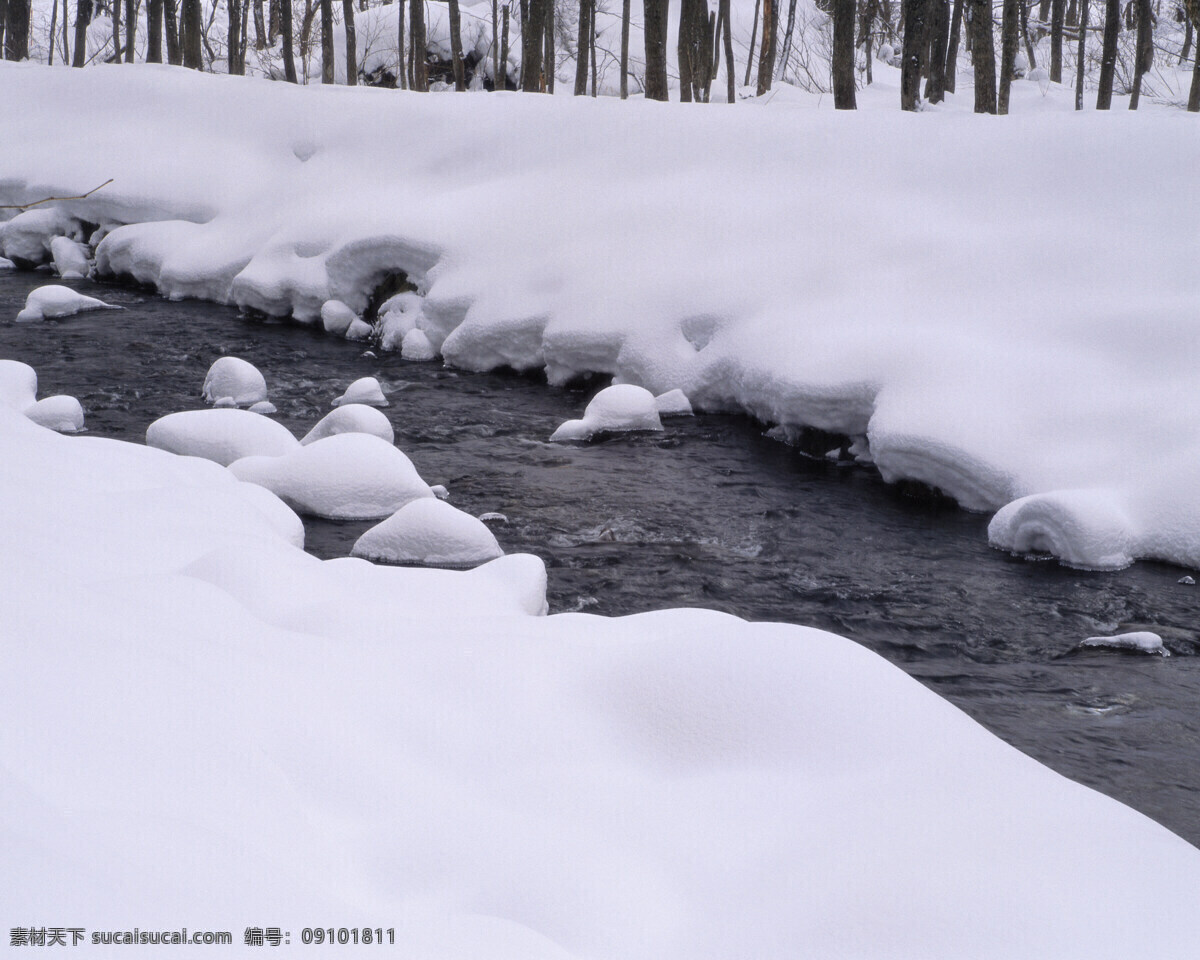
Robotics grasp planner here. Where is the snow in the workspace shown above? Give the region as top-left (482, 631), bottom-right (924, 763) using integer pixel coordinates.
top-left (146, 408), bottom-right (301, 466)
top-left (655, 388), bottom-right (694, 417)
top-left (345, 317), bottom-right (373, 340)
top-left (0, 257), bottom-right (15, 270)
top-left (248, 400), bottom-right (277, 414)
top-left (24, 394), bottom-right (85, 433)
top-left (402, 327), bottom-right (437, 360)
top-left (1080, 631), bottom-right (1170, 657)
top-left (2, 382), bottom-right (1200, 957)
top-left (201, 355), bottom-right (268, 406)
top-left (15, 283), bottom-right (119, 322)
top-left (0, 357), bottom-right (38, 409)
top-left (333, 375), bottom-right (389, 407)
top-left (989, 490), bottom-right (1138, 571)
top-left (552, 384), bottom-right (664, 442)
top-left (49, 235), bottom-right (89, 278)
top-left (229, 431), bottom-right (434, 519)
top-left (0, 205), bottom-right (82, 264)
top-left (300, 402), bottom-right (395, 445)
top-left (320, 298), bottom-right (358, 336)
top-left (351, 497), bottom-right (505, 567)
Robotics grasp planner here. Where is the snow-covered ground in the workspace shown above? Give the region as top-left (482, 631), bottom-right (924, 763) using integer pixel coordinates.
top-left (3, 355), bottom-right (1200, 956)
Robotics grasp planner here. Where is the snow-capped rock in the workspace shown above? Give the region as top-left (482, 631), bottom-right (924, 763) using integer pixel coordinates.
top-left (24, 395), bottom-right (85, 433)
top-left (202, 356), bottom-right (268, 407)
top-left (401, 328), bottom-right (436, 361)
top-left (146, 409), bottom-right (300, 466)
top-left (345, 319), bottom-right (373, 341)
top-left (989, 489), bottom-right (1137, 571)
top-left (431, 484), bottom-right (449, 500)
top-left (550, 384), bottom-right (663, 442)
top-left (1080, 632), bottom-right (1169, 657)
top-left (321, 299), bottom-right (358, 337)
top-left (15, 284), bottom-right (119, 322)
top-left (654, 388), bottom-right (693, 417)
top-left (0, 257), bottom-right (15, 270)
top-left (0, 359), bottom-right (38, 409)
top-left (351, 498), bottom-right (504, 567)
top-left (49, 236), bottom-right (90, 279)
top-left (300, 403), bottom-right (394, 446)
top-left (333, 376), bottom-right (388, 407)
top-left (248, 401), bottom-right (278, 415)
top-left (229, 432), bottom-right (432, 519)
top-left (0, 207), bottom-right (81, 264)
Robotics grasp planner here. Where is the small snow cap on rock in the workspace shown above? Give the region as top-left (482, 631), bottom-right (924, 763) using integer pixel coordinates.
top-left (654, 388), bottom-right (693, 417)
top-left (401, 329), bottom-right (436, 361)
top-left (202, 356), bottom-right (268, 406)
top-left (351, 498), bottom-right (504, 568)
top-left (301, 404), bottom-right (394, 446)
top-left (550, 384), bottom-right (663, 442)
top-left (1179, 576), bottom-right (1195, 585)
top-left (321, 299), bottom-right (358, 337)
top-left (248, 401), bottom-right (277, 415)
top-left (16, 285), bottom-right (119, 322)
top-left (988, 489), bottom-right (1137, 571)
top-left (1080, 631), bottom-right (1169, 657)
top-left (333, 376), bottom-right (388, 408)
top-left (345, 319), bottom-right (373, 341)
top-left (229, 432), bottom-right (432, 519)
top-left (50, 237), bottom-right (90, 279)
top-left (25, 395), bottom-right (85, 433)
top-left (0, 257), bottom-right (15, 270)
top-left (0, 359), bottom-right (38, 409)
top-left (431, 484), bottom-right (449, 500)
top-left (147, 409), bottom-right (300, 467)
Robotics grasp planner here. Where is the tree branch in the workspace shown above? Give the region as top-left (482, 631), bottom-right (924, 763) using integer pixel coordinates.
top-left (0, 179), bottom-right (116, 212)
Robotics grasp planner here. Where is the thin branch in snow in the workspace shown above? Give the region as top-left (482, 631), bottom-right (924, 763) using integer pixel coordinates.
top-left (0, 179), bottom-right (116, 211)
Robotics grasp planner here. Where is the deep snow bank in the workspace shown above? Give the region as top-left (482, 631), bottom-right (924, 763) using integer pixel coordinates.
top-left (2, 385), bottom-right (1200, 957)
top-left (2, 64), bottom-right (1199, 571)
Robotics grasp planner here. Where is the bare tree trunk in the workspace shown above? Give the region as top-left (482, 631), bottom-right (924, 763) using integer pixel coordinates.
top-left (755, 0), bottom-right (773, 93)
top-left (574, 0), bottom-right (589, 92)
top-left (112, 0), bottom-right (121, 59)
top-left (229, 0), bottom-right (242, 70)
top-left (397, 0), bottom-right (406, 87)
top-left (926, 0), bottom-right (949, 99)
top-left (280, 0), bottom-right (297, 78)
top-left (1127, 0), bottom-right (1151, 106)
top-left (744, 0), bottom-right (759, 83)
top-left (268, 0), bottom-right (278, 41)
top-left (181, 0), bottom-right (201, 66)
top-left (124, 0), bottom-right (136, 60)
top-left (721, 0), bottom-right (734, 99)
top-left (1074, 0), bottom-right (1087, 106)
top-left (410, 0), bottom-right (426, 89)
top-left (500, 2), bottom-right (509, 87)
top-left (1049, 0), bottom-right (1063, 78)
top-left (1190, 33), bottom-right (1200, 110)
top-left (967, 0), bottom-right (997, 111)
top-left (448, 0), bottom-right (465, 88)
top-left (545, 0), bottom-right (555, 91)
top-left (1095, 0), bottom-right (1118, 107)
top-left (253, 0), bottom-right (265, 45)
top-left (620, 0), bottom-right (629, 96)
top-left (945, 0), bottom-right (963, 90)
top-left (1181, 15), bottom-right (1191, 65)
top-left (521, 0), bottom-right (546, 88)
top-left (343, 0), bottom-right (357, 83)
top-left (779, 0), bottom-right (797, 74)
top-left (678, 0), bottom-right (693, 99)
top-left (72, 0), bottom-right (90, 65)
top-left (1019, 0), bottom-right (1037, 67)
top-left (49, 0), bottom-right (60, 62)
top-left (147, 0), bottom-right (163, 59)
top-left (589, 1), bottom-right (596, 92)
top-left (491, 0), bottom-right (498, 87)
top-left (830, 0), bottom-right (856, 105)
top-left (643, 0), bottom-right (668, 99)
top-left (319, 0), bottom-right (333, 81)
top-left (901, 0), bottom-right (928, 108)
top-left (998, 0), bottom-right (1018, 112)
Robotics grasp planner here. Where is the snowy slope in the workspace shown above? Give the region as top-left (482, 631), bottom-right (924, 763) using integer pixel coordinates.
top-left (2, 376), bottom-right (1200, 957)
top-left (2, 62), bottom-right (1199, 576)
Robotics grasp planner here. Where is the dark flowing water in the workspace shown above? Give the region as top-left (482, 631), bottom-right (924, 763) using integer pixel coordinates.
top-left (4, 273), bottom-right (1199, 845)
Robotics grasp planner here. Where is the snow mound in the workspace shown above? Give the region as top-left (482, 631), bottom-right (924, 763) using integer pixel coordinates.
top-left (320, 299), bottom-right (358, 337)
top-left (229, 432), bottom-right (433, 519)
top-left (333, 376), bottom-right (388, 407)
top-left (431, 484), bottom-right (449, 499)
top-left (50, 236), bottom-right (89, 279)
top-left (15, 284), bottom-right (119, 322)
top-left (551, 384), bottom-right (663, 442)
top-left (0, 206), bottom-right (82, 264)
top-left (345, 318), bottom-right (373, 340)
top-left (1080, 632), bottom-right (1169, 657)
top-left (146, 409), bottom-right (300, 467)
top-left (201, 356), bottom-right (268, 406)
top-left (25, 395), bottom-right (85, 433)
top-left (351, 497), bottom-right (504, 567)
top-left (655, 388), bottom-right (693, 417)
top-left (989, 490), bottom-right (1138, 571)
top-left (300, 403), bottom-right (394, 446)
top-left (0, 359), bottom-right (38, 409)
top-left (402, 328), bottom-right (436, 361)
top-left (0, 257), bottom-right (14, 270)
top-left (248, 400), bottom-right (277, 415)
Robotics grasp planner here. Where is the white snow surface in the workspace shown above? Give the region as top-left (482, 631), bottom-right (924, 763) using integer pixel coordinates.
top-left (24, 394), bottom-right (86, 433)
top-left (146, 408), bottom-right (301, 466)
top-left (229, 431), bottom-right (433, 519)
top-left (300, 403), bottom-right (395, 445)
top-left (202, 355), bottom-right (269, 406)
top-left (333, 375), bottom-right (388, 407)
top-left (351, 497), bottom-right (505, 567)
top-left (15, 283), bottom-right (118, 321)
top-left (551, 384), bottom-right (664, 441)
top-left (2, 396), bottom-right (1200, 957)
top-left (49, 235), bottom-right (90, 278)
top-left (401, 327), bottom-right (436, 360)
top-left (0, 357), bottom-right (39, 409)
top-left (320, 298), bottom-right (358, 336)
top-left (654, 388), bottom-right (694, 417)
top-left (1080, 631), bottom-right (1169, 656)
top-left (988, 489), bottom-right (1139, 571)
top-left (2, 65), bottom-right (1199, 570)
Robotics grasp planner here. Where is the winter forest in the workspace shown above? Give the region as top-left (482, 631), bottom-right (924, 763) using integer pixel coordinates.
top-left (2, 0), bottom-right (1200, 948)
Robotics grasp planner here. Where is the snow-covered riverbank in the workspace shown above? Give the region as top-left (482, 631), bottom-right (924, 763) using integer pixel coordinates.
top-left (3, 352), bottom-right (1200, 956)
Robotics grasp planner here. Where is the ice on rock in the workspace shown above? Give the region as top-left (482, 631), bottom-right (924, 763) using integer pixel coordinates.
top-left (50, 237), bottom-right (90, 279)
top-left (146, 409), bottom-right (300, 467)
top-left (479, 511), bottom-right (507, 523)
top-left (300, 404), bottom-right (394, 446)
top-left (0, 359), bottom-right (38, 410)
top-left (431, 484), bottom-right (449, 499)
top-left (320, 299), bottom-right (358, 337)
top-left (25, 395), bottom-right (85, 433)
top-left (0, 257), bottom-right (15, 270)
top-left (1080, 632), bottom-right (1169, 657)
top-left (654, 388), bottom-right (693, 417)
top-left (351, 498), bottom-right (504, 567)
top-left (1180, 576), bottom-right (1196, 585)
top-left (989, 489), bottom-right (1137, 571)
top-left (15, 285), bottom-right (120, 322)
top-left (333, 376), bottom-right (388, 407)
top-left (248, 401), bottom-right (277, 415)
top-left (401, 328), bottom-right (436, 361)
top-left (229, 432), bottom-right (433, 519)
top-left (550, 384), bottom-right (663, 442)
top-left (202, 356), bottom-right (268, 406)
top-left (345, 319), bottom-right (373, 341)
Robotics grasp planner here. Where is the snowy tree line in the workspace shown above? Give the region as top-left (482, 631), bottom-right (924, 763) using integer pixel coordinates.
top-left (1, 0), bottom-right (1197, 108)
